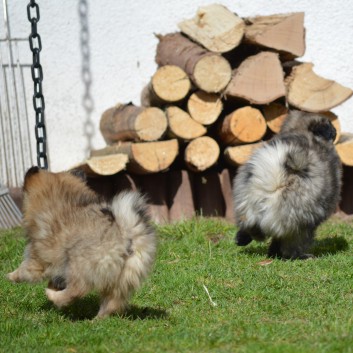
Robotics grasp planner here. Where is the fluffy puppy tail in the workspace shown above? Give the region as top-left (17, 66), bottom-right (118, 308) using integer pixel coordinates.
top-left (110, 191), bottom-right (156, 297)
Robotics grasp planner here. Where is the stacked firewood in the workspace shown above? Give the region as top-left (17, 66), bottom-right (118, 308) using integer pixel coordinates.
top-left (80, 4), bottom-right (353, 221)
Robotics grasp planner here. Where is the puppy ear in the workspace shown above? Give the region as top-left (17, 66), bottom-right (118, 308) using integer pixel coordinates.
top-left (310, 119), bottom-right (336, 142)
top-left (69, 168), bottom-right (87, 182)
top-left (23, 166), bottom-right (40, 191)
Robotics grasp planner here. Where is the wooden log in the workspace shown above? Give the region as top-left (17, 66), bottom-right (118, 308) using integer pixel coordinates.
top-left (142, 65), bottom-right (191, 106)
top-left (262, 103), bottom-right (288, 134)
top-left (155, 33), bottom-right (232, 93)
top-left (166, 106), bottom-right (207, 140)
top-left (193, 171), bottom-right (225, 217)
top-left (184, 136), bottom-right (220, 172)
top-left (178, 4), bottom-right (245, 53)
top-left (91, 139), bottom-right (179, 174)
top-left (335, 133), bottom-right (353, 166)
top-left (219, 106), bottom-right (267, 145)
top-left (167, 169), bottom-right (195, 222)
top-left (285, 63), bottom-right (353, 112)
top-left (187, 91), bottom-right (223, 125)
top-left (100, 103), bottom-right (168, 143)
top-left (85, 154), bottom-right (128, 176)
top-left (139, 173), bottom-right (169, 224)
top-left (219, 168), bottom-right (235, 222)
top-left (224, 142), bottom-right (263, 166)
top-left (245, 12), bottom-right (305, 57)
top-left (225, 52), bottom-right (286, 104)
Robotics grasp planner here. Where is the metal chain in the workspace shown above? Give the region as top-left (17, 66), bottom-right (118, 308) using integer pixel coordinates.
top-left (27, 0), bottom-right (48, 169)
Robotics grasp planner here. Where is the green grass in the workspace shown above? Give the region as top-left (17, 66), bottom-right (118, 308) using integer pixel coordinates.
top-left (1, 218), bottom-right (353, 353)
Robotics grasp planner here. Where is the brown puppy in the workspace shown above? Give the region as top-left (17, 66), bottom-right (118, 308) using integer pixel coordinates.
top-left (7, 167), bottom-right (156, 318)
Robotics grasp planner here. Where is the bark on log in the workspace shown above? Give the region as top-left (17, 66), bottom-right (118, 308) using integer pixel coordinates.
top-left (166, 106), bottom-right (207, 140)
top-left (100, 103), bottom-right (168, 143)
top-left (285, 63), bottom-right (353, 112)
top-left (219, 106), bottom-right (267, 145)
top-left (335, 133), bottom-right (353, 166)
top-left (91, 140), bottom-right (179, 174)
top-left (142, 65), bottom-right (191, 107)
top-left (167, 169), bottom-right (195, 222)
top-left (245, 12), bottom-right (305, 57)
top-left (156, 33), bottom-right (232, 93)
top-left (224, 142), bottom-right (263, 166)
top-left (187, 91), bottom-right (223, 125)
top-left (178, 4), bottom-right (245, 53)
top-left (262, 103), bottom-right (288, 133)
top-left (225, 52), bottom-right (286, 104)
top-left (184, 136), bottom-right (220, 172)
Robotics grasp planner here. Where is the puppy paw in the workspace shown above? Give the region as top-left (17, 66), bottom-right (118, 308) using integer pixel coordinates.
top-left (235, 230), bottom-right (253, 246)
top-left (298, 253), bottom-right (315, 260)
top-left (6, 270), bottom-right (20, 282)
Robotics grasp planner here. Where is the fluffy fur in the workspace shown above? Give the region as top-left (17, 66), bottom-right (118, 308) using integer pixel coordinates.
top-left (233, 110), bottom-right (342, 259)
top-left (7, 167), bottom-right (156, 318)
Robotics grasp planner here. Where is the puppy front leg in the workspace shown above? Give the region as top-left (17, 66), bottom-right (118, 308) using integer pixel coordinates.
top-left (7, 258), bottom-right (45, 283)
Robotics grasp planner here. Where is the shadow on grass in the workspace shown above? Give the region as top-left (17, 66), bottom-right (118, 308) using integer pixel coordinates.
top-left (238, 236), bottom-right (349, 258)
top-left (41, 295), bottom-right (167, 322)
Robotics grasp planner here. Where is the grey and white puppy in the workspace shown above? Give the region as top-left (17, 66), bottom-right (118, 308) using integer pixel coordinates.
top-left (233, 110), bottom-right (342, 259)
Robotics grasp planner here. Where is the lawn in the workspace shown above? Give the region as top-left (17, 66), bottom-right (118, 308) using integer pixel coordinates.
top-left (1, 217), bottom-right (353, 353)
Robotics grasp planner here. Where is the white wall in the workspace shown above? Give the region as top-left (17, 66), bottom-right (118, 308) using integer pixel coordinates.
top-left (4, 0), bottom-right (353, 172)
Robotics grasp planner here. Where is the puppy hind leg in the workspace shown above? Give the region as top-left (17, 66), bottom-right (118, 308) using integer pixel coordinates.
top-left (235, 229), bottom-right (253, 246)
top-left (96, 289), bottom-right (128, 319)
top-left (45, 280), bottom-right (87, 308)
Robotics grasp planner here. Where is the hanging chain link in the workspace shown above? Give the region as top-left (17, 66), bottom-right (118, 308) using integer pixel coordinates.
top-left (27, 0), bottom-right (48, 169)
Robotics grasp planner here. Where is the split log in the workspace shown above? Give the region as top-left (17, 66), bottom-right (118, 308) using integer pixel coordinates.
top-left (262, 103), bottom-right (288, 133)
top-left (225, 51), bottom-right (286, 104)
top-left (156, 33), bottom-right (232, 93)
top-left (224, 142), bottom-right (263, 166)
top-left (142, 65), bottom-right (191, 106)
top-left (91, 139), bottom-right (179, 174)
top-left (74, 154), bottom-right (129, 176)
top-left (245, 12), bottom-right (305, 57)
top-left (285, 63), bottom-right (353, 112)
top-left (187, 91), bottom-right (223, 125)
top-left (335, 133), bottom-right (353, 166)
top-left (168, 170), bottom-right (195, 222)
top-left (100, 103), bottom-right (168, 143)
top-left (184, 136), bottom-right (220, 172)
top-left (219, 106), bottom-right (267, 145)
top-left (166, 106), bottom-right (207, 140)
top-left (178, 4), bottom-right (245, 53)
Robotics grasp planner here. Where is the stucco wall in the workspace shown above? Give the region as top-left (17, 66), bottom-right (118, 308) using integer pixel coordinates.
top-left (3, 0), bottom-right (353, 172)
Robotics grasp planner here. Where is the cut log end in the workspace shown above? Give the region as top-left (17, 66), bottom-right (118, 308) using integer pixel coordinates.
top-left (219, 106), bottom-right (267, 144)
top-left (135, 107), bottom-right (168, 141)
top-left (152, 65), bottom-right (191, 102)
top-left (178, 3), bottom-right (245, 53)
top-left (286, 63), bottom-right (353, 112)
top-left (224, 142), bottom-right (263, 166)
top-left (225, 51), bottom-right (285, 104)
top-left (262, 103), bottom-right (288, 133)
top-left (187, 91), bottom-right (223, 125)
top-left (185, 136), bottom-right (220, 172)
top-left (193, 55), bottom-right (232, 93)
top-left (80, 154), bottom-right (129, 176)
top-left (166, 106), bottom-right (207, 140)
